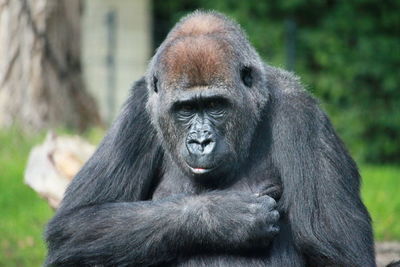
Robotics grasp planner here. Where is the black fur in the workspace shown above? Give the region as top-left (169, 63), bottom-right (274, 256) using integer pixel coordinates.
top-left (45, 11), bottom-right (375, 267)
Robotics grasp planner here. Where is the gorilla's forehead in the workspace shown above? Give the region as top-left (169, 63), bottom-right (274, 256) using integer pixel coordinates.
top-left (160, 36), bottom-right (236, 89)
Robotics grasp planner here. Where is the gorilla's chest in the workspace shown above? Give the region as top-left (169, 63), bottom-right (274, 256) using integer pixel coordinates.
top-left (151, 158), bottom-right (280, 200)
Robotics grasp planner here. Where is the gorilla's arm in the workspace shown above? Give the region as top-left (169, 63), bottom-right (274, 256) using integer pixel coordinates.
top-left (269, 69), bottom-right (375, 266)
top-left (46, 192), bottom-right (278, 266)
top-left (45, 79), bottom-right (279, 266)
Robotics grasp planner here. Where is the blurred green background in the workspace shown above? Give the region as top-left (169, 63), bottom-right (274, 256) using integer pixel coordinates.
top-left (0, 0), bottom-right (399, 265)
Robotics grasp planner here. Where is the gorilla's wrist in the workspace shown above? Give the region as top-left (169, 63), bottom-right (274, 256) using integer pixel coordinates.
top-left (176, 192), bottom-right (279, 252)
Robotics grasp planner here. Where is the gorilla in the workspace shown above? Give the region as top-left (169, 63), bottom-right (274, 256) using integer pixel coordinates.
top-left (45, 11), bottom-right (375, 266)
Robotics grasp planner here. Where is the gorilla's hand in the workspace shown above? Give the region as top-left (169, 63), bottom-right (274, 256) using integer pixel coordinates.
top-left (258, 183), bottom-right (282, 201)
top-left (189, 192), bottom-right (280, 250)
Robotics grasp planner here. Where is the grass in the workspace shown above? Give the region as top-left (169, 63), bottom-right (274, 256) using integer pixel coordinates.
top-left (0, 129), bottom-right (51, 266)
top-left (0, 128), bottom-right (103, 266)
top-left (361, 165), bottom-right (400, 240)
top-left (0, 128), bottom-right (399, 265)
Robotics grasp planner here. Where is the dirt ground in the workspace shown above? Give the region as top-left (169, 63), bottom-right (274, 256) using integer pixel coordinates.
top-left (376, 242), bottom-right (400, 267)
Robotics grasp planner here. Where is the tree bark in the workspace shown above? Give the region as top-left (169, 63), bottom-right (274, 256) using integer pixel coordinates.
top-left (0, 0), bottom-right (100, 131)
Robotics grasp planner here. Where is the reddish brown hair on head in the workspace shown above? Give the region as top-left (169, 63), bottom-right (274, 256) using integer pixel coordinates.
top-left (159, 11), bottom-right (239, 88)
top-left (162, 36), bottom-right (232, 87)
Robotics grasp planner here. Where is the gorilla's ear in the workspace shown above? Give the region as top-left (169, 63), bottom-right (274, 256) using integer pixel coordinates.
top-left (60, 77), bottom-right (163, 210)
top-left (240, 66), bottom-right (253, 88)
top-left (152, 76), bottom-right (159, 93)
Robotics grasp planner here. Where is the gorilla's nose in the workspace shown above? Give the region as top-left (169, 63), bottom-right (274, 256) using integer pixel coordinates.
top-left (187, 131), bottom-right (215, 155)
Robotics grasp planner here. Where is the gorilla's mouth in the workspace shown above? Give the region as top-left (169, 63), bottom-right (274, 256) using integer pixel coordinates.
top-left (188, 166), bottom-right (215, 174)
top-left (185, 161), bottom-right (219, 175)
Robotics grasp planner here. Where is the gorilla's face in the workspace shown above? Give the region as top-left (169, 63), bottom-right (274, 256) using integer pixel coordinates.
top-left (146, 16), bottom-right (269, 185)
top-left (169, 87), bottom-right (234, 177)
top-left (148, 68), bottom-right (266, 185)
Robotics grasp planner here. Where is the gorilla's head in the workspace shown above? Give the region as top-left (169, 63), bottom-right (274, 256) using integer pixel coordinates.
top-left (146, 11), bottom-right (269, 184)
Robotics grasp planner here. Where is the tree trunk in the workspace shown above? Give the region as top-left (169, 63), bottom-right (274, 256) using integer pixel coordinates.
top-left (0, 0), bottom-right (100, 131)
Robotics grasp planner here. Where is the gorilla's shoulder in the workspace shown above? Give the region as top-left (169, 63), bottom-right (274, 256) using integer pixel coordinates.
top-left (129, 77), bottom-right (147, 95)
top-left (265, 65), bottom-right (318, 112)
top-left (266, 65), bottom-right (315, 97)
top-left (123, 77), bottom-right (148, 109)
top-left (265, 65), bottom-right (304, 94)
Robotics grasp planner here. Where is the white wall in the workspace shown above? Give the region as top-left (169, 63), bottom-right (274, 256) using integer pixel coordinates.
top-left (82, 0), bottom-right (152, 122)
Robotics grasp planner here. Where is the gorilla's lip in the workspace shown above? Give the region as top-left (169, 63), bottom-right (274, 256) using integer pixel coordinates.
top-left (188, 166), bottom-right (215, 174)
top-left (185, 162), bottom-right (218, 175)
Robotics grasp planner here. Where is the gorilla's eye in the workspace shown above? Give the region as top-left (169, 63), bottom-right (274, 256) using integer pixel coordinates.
top-left (207, 101), bottom-right (218, 109)
top-left (241, 67), bottom-right (253, 88)
top-left (175, 103), bottom-right (196, 119)
top-left (206, 99), bottom-right (227, 117)
top-left (181, 104), bottom-right (195, 113)
top-left (153, 76), bottom-right (159, 93)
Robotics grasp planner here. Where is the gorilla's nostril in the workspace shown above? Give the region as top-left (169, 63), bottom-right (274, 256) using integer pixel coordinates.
top-left (187, 137), bottom-right (215, 155)
top-left (202, 139), bottom-right (212, 148)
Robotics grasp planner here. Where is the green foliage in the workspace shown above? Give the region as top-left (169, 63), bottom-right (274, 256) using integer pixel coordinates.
top-left (153, 0), bottom-right (400, 163)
